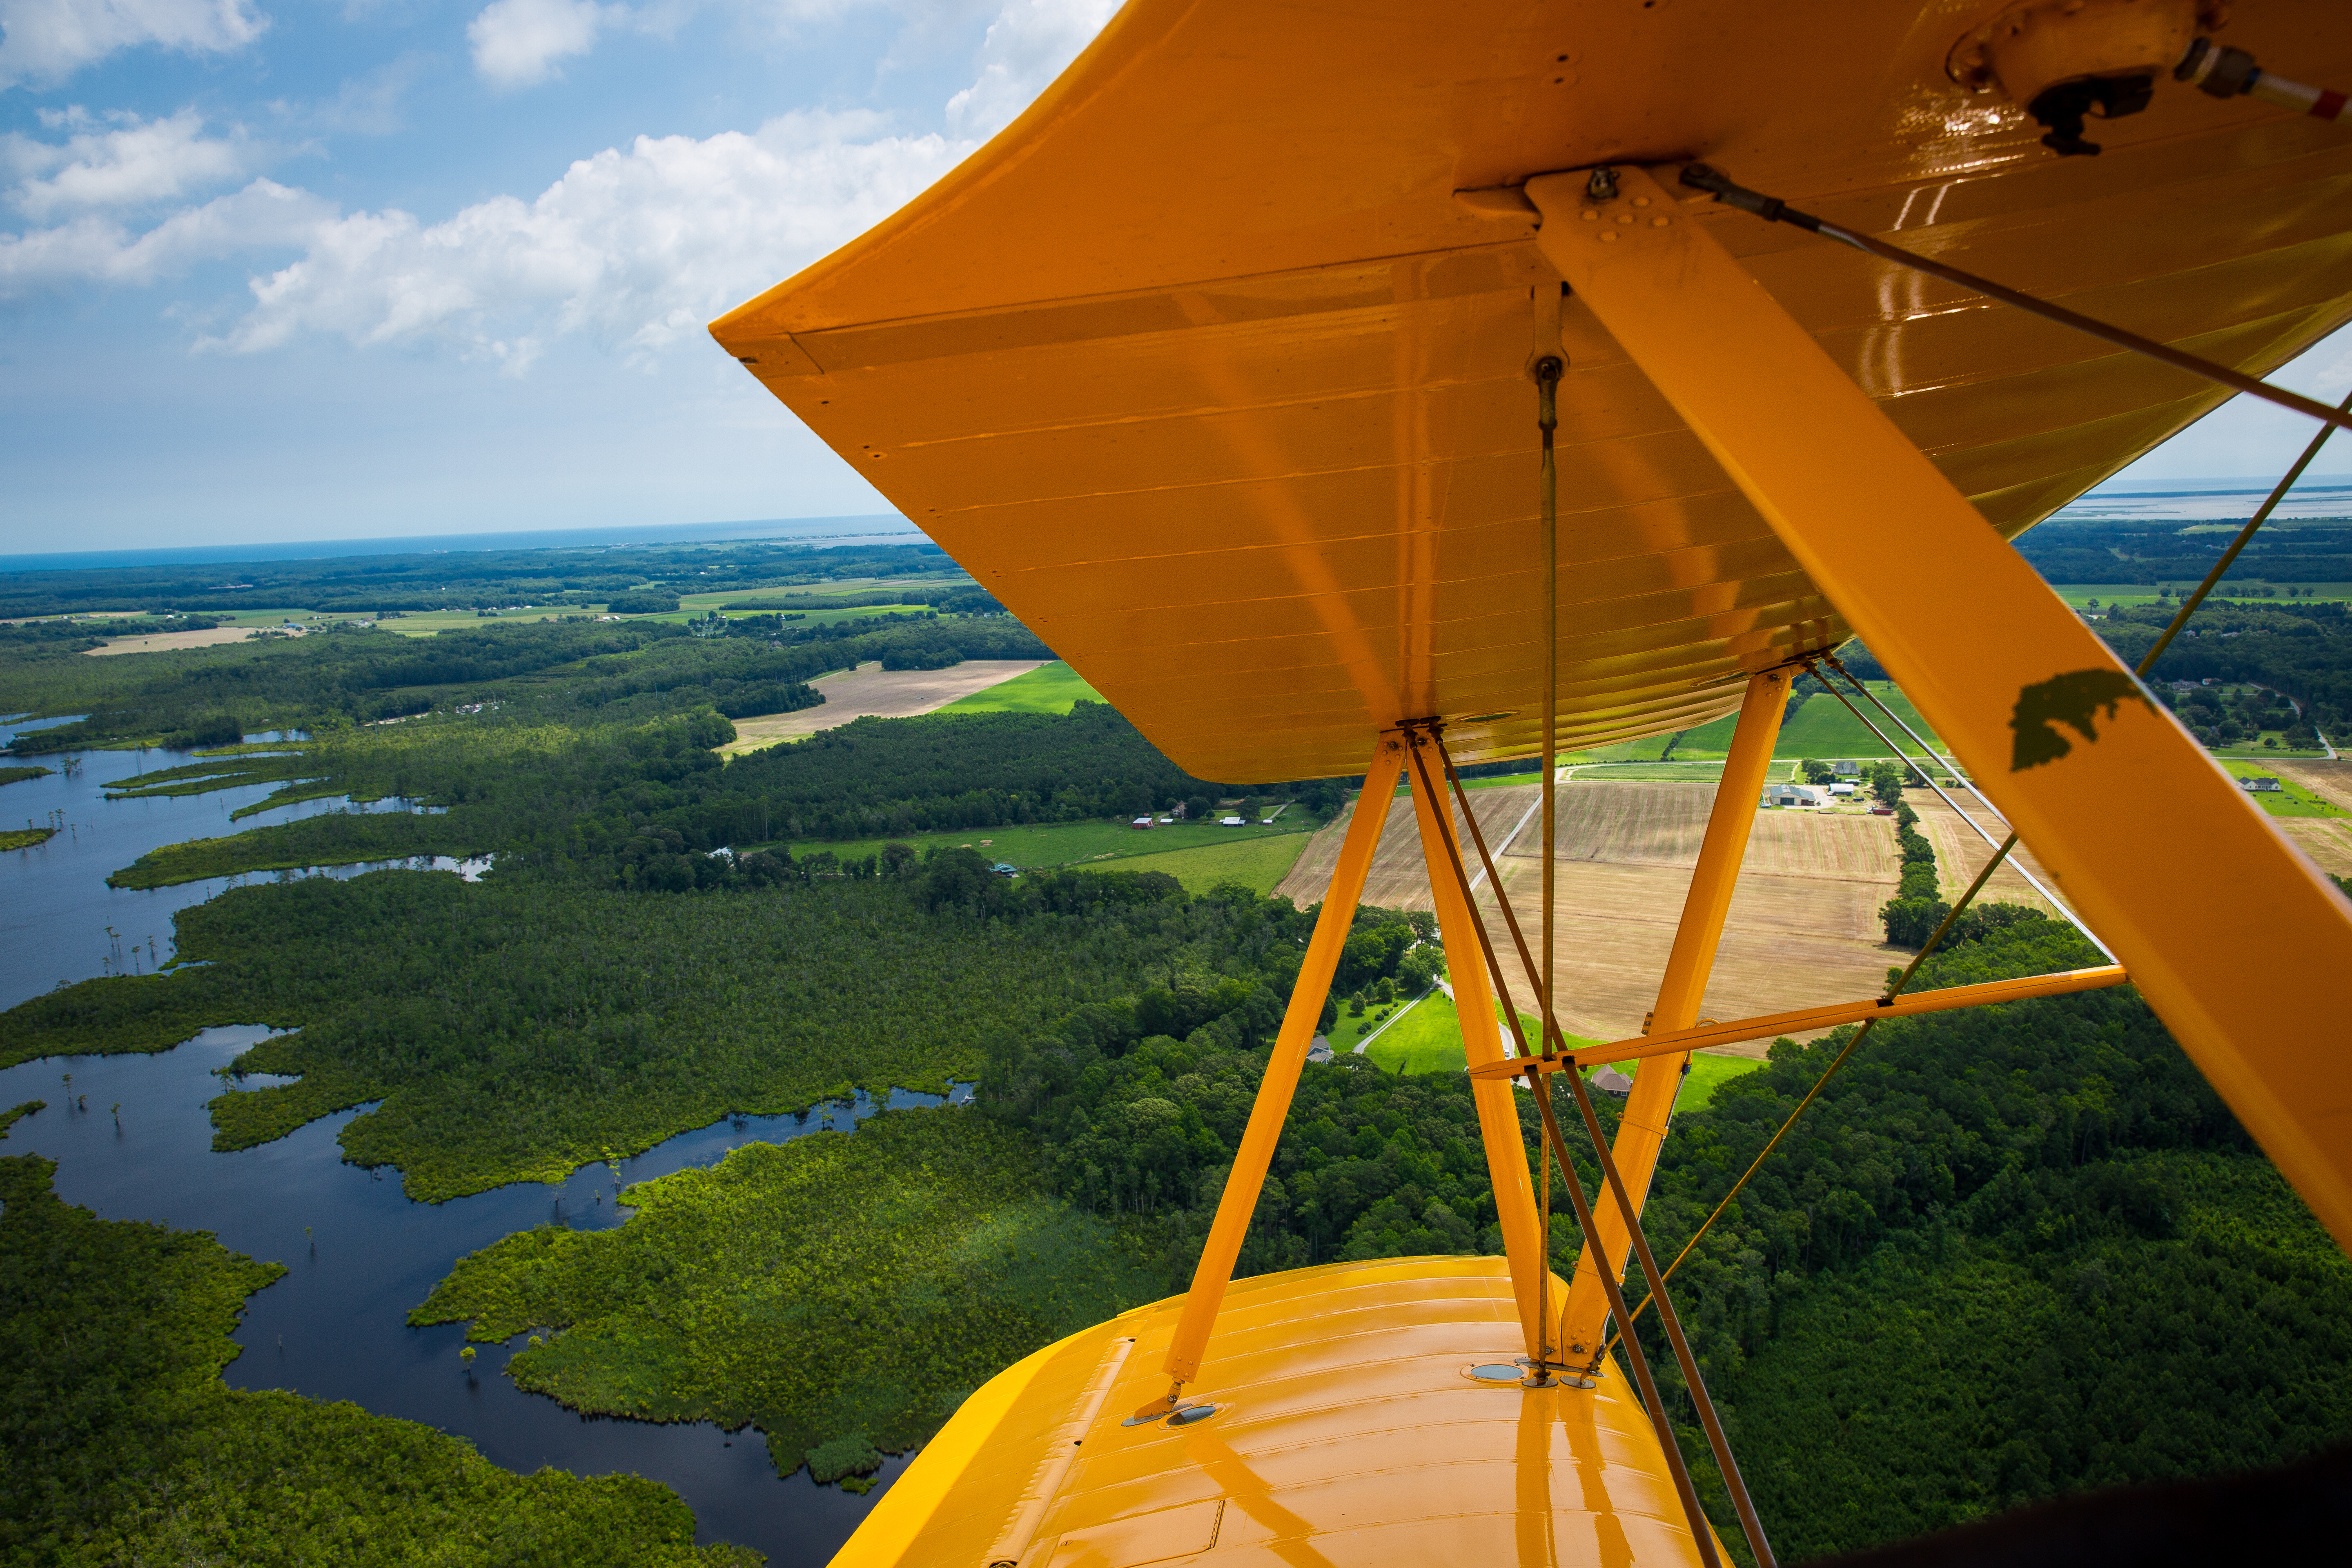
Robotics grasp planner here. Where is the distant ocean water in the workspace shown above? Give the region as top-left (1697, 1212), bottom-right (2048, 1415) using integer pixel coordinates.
top-left (0, 515), bottom-right (924, 574)
top-left (2053, 474), bottom-right (2352, 523)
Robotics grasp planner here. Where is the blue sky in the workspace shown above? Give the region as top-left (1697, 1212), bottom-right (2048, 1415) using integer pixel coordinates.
top-left (0, 0), bottom-right (2344, 556)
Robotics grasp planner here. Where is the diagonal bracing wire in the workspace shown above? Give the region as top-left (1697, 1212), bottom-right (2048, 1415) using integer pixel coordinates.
top-left (1679, 163), bottom-right (2352, 439)
top-left (1401, 731), bottom-right (1731, 1568)
top-left (1434, 730), bottom-right (1779, 1568)
top-left (1806, 667), bottom-right (2116, 961)
top-left (1603, 388), bottom-right (2351, 1354)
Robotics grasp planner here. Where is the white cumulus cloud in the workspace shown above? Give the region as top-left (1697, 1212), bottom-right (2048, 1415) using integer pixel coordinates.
top-left (211, 110), bottom-right (959, 369)
top-left (0, 178), bottom-right (332, 290)
top-left (944, 0), bottom-right (1115, 139)
top-left (468, 0), bottom-right (623, 88)
top-left (2, 0), bottom-right (1119, 365)
top-left (0, 0), bottom-right (269, 89)
top-left (7, 108), bottom-right (257, 219)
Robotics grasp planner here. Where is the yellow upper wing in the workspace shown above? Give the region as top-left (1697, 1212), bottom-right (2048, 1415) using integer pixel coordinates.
top-left (711, 0), bottom-right (2352, 782)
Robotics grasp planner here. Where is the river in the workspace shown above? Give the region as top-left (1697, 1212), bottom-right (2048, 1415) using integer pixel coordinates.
top-left (0, 720), bottom-right (934, 1564)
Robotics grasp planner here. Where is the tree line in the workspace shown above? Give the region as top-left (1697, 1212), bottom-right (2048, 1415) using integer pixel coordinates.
top-left (0, 537), bottom-right (959, 618)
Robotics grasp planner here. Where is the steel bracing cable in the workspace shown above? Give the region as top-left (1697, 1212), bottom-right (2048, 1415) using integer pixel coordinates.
top-left (1803, 667), bottom-right (2115, 962)
top-left (2136, 386), bottom-right (2352, 672)
top-left (1555, 1029), bottom-right (1778, 1568)
top-left (1410, 734), bottom-right (1556, 1375)
top-left (1679, 164), bottom-right (2352, 438)
top-left (1601, 822), bottom-right (2023, 1360)
top-left (1432, 735), bottom-right (1777, 1568)
top-left (1404, 730), bottom-right (1733, 1568)
top-left (1810, 381), bottom-right (2351, 953)
top-left (1603, 400), bottom-right (2343, 1356)
top-left (1536, 353), bottom-right (1564, 1336)
top-left (1804, 660), bottom-right (2101, 942)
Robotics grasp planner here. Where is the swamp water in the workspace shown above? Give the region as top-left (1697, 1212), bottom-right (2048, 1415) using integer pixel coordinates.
top-left (0, 722), bottom-right (958, 1563)
top-left (0, 719), bottom-right (474, 1011)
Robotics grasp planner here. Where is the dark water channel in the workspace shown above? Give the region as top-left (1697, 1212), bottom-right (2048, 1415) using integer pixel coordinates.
top-left (0, 718), bottom-right (472, 1012)
top-left (0, 718), bottom-right (958, 1563)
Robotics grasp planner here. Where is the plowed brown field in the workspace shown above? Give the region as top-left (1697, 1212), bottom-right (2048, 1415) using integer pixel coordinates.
top-left (2272, 758), bottom-right (2352, 811)
top-left (2243, 760), bottom-right (2352, 877)
top-left (1907, 795), bottom-right (2068, 918)
top-left (1278, 781), bottom-right (1916, 1054)
top-left (2281, 821), bottom-right (2352, 876)
top-left (1274, 787), bottom-right (1543, 911)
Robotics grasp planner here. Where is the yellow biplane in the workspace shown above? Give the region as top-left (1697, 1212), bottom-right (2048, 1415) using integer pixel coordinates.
top-left (711, 1), bottom-right (2352, 1561)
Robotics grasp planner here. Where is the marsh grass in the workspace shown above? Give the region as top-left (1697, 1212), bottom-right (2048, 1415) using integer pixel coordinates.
top-left (411, 1112), bottom-right (1164, 1486)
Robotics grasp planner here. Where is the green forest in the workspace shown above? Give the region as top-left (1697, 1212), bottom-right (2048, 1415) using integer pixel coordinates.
top-left (0, 1149), bottom-right (755, 1566)
top-left (411, 1113), bottom-right (1163, 1488)
top-left (5, 571), bottom-right (2349, 1561)
top-left (2013, 513), bottom-right (2352, 588)
top-left (0, 537), bottom-right (954, 618)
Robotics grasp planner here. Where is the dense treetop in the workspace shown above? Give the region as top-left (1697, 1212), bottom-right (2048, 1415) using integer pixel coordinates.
top-left (0, 1149), bottom-right (755, 1566)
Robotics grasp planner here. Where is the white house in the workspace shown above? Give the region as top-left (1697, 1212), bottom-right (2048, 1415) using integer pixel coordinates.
top-left (2241, 777), bottom-right (2283, 793)
top-left (1832, 760), bottom-right (1861, 777)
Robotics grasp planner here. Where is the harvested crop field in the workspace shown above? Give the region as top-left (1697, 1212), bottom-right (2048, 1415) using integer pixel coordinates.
top-left (83, 626), bottom-right (261, 655)
top-left (2251, 760), bottom-right (2352, 873)
top-left (1274, 787), bottom-right (1543, 910)
top-left (2271, 758), bottom-right (2352, 812)
top-left (1904, 795), bottom-right (2068, 918)
top-left (1279, 780), bottom-right (1920, 1051)
top-left (2278, 820), bottom-right (2352, 876)
top-left (719, 659), bottom-right (1049, 754)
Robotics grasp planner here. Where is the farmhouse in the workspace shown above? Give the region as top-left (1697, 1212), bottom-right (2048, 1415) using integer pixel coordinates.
top-left (1832, 760), bottom-right (1861, 777)
top-left (2241, 777), bottom-right (2283, 793)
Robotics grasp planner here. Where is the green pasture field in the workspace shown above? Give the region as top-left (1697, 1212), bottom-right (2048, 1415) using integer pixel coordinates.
top-left (1363, 993), bottom-right (1469, 1074)
top-left (1326, 988), bottom-right (1436, 1054)
top-left (1082, 833), bottom-right (1313, 896)
top-left (938, 661), bottom-right (1105, 714)
top-left (1651, 1051), bottom-right (1766, 1111)
top-left (380, 609), bottom-right (574, 635)
top-left (1562, 733), bottom-right (1679, 764)
top-left (1343, 991), bottom-right (1607, 1076)
top-left (2210, 738), bottom-right (2332, 760)
top-left (1676, 684), bottom-right (1945, 760)
top-left (2049, 582), bottom-right (2352, 608)
top-left (765, 813), bottom-right (1316, 871)
top-left (2220, 761), bottom-right (2348, 817)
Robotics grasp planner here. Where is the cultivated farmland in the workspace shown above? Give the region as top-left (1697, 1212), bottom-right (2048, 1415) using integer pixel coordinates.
top-left (1281, 780), bottom-right (1920, 1052)
top-left (719, 659), bottom-right (1048, 753)
top-left (2262, 760), bottom-right (2352, 875)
